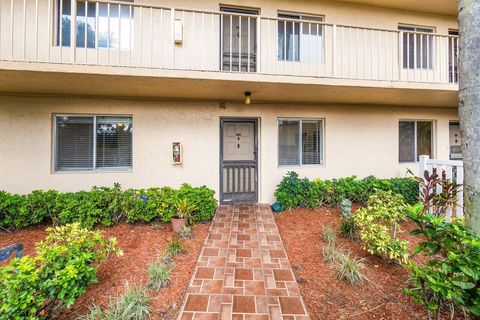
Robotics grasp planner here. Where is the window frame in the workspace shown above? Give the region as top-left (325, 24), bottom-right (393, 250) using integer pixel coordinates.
top-left (277, 117), bottom-right (325, 167)
top-left (398, 119), bottom-right (436, 163)
top-left (277, 11), bottom-right (325, 63)
top-left (398, 23), bottom-right (436, 70)
top-left (54, 0), bottom-right (134, 49)
top-left (52, 114), bottom-right (133, 173)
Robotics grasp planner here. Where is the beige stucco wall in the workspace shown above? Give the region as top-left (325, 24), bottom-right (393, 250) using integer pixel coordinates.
top-left (0, 95), bottom-right (458, 203)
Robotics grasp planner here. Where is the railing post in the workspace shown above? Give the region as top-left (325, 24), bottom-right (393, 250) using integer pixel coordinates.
top-left (332, 24), bottom-right (336, 77)
top-left (171, 8), bottom-right (175, 69)
top-left (419, 155), bottom-right (429, 178)
top-left (398, 31), bottom-right (403, 81)
top-left (70, 0), bottom-right (77, 63)
top-left (256, 16), bottom-right (261, 73)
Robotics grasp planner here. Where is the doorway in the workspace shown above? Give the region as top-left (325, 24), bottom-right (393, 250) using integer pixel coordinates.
top-left (220, 118), bottom-right (258, 204)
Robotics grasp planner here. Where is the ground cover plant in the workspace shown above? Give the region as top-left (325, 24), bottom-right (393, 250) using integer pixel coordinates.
top-left (274, 172), bottom-right (418, 210)
top-left (0, 183), bottom-right (217, 231)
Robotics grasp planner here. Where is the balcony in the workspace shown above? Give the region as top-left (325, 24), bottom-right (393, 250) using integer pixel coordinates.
top-left (0, 0), bottom-right (459, 106)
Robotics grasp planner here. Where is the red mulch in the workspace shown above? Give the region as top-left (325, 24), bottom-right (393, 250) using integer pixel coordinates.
top-left (0, 222), bottom-right (209, 320)
top-left (274, 206), bottom-right (462, 320)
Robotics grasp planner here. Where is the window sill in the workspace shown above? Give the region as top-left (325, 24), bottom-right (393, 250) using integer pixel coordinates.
top-left (278, 164), bottom-right (325, 168)
top-left (53, 168), bottom-right (133, 174)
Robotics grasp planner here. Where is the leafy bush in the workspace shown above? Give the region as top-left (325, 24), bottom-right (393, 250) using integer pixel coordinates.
top-left (167, 237), bottom-right (185, 256)
top-left (0, 223), bottom-right (122, 319)
top-left (180, 226), bottom-right (192, 239)
top-left (354, 190), bottom-right (409, 264)
top-left (0, 184), bottom-right (217, 230)
top-left (274, 172), bottom-right (418, 210)
top-left (177, 184), bottom-right (217, 222)
top-left (404, 204), bottom-right (480, 318)
top-left (274, 172), bottom-right (323, 209)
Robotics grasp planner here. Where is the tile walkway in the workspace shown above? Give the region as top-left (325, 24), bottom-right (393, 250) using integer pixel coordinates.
top-left (177, 204), bottom-right (310, 320)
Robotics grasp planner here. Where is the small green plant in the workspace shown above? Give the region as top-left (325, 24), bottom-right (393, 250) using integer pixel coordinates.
top-left (175, 198), bottom-right (196, 226)
top-left (322, 243), bottom-right (342, 264)
top-left (339, 216), bottom-right (358, 240)
top-left (322, 225), bottom-right (337, 246)
top-left (167, 237), bottom-right (185, 256)
top-left (148, 260), bottom-right (174, 291)
top-left (82, 283), bottom-right (150, 320)
top-left (404, 204), bottom-right (480, 319)
top-left (337, 251), bottom-right (366, 284)
top-left (354, 190), bottom-right (409, 264)
top-left (180, 225), bottom-right (192, 239)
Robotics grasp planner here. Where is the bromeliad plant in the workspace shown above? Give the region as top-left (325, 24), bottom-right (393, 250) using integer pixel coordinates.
top-left (0, 223), bottom-right (123, 320)
top-left (353, 190), bottom-right (409, 264)
top-left (404, 204), bottom-right (480, 319)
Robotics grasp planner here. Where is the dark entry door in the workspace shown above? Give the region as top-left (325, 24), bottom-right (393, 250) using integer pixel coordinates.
top-left (220, 119), bottom-right (258, 204)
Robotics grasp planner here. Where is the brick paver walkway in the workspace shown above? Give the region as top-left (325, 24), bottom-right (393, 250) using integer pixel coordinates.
top-left (177, 205), bottom-right (310, 320)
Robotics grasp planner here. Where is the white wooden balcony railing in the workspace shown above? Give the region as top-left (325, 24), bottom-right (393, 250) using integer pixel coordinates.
top-left (0, 0), bottom-right (459, 84)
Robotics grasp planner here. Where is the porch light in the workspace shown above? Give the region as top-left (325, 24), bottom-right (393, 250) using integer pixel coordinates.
top-left (244, 92), bottom-right (252, 105)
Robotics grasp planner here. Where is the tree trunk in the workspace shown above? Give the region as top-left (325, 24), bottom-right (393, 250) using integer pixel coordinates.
top-left (458, 0), bottom-right (480, 233)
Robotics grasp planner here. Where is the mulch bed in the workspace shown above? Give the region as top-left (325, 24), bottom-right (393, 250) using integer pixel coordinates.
top-left (275, 206), bottom-right (438, 320)
top-left (0, 222), bottom-right (209, 320)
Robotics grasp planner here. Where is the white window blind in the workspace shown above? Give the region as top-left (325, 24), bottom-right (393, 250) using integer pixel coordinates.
top-left (399, 120), bottom-right (433, 163)
top-left (56, 116), bottom-right (94, 170)
top-left (55, 115), bottom-right (132, 171)
top-left (278, 119), bottom-right (323, 166)
top-left (96, 117), bottom-right (133, 168)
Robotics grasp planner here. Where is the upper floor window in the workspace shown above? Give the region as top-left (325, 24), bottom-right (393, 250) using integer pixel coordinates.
top-left (399, 120), bottom-right (434, 163)
top-left (448, 29), bottom-right (458, 83)
top-left (55, 115), bottom-right (133, 171)
top-left (399, 24), bottom-right (435, 70)
top-left (278, 12), bottom-right (324, 62)
top-left (56, 0), bottom-right (133, 49)
top-left (278, 119), bottom-right (324, 166)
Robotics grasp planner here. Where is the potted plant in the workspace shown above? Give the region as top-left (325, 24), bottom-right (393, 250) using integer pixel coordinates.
top-left (172, 198), bottom-right (196, 233)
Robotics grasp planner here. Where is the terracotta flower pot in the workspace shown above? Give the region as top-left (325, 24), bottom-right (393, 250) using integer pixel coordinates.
top-left (171, 217), bottom-right (186, 233)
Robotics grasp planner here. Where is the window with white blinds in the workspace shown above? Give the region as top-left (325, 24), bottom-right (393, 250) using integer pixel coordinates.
top-left (278, 119), bottom-right (324, 166)
top-left (55, 115), bottom-right (132, 171)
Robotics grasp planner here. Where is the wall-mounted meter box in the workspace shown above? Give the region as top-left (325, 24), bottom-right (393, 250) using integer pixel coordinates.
top-left (172, 142), bottom-right (182, 164)
top-left (174, 19), bottom-right (183, 44)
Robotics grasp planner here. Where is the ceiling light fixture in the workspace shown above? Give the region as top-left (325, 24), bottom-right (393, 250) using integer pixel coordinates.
top-left (244, 91), bottom-right (252, 105)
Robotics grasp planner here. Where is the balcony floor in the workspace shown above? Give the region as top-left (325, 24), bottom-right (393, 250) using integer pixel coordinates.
top-left (0, 61), bottom-right (458, 107)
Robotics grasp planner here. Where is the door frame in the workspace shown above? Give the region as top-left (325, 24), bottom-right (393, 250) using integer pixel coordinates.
top-left (219, 118), bottom-right (259, 204)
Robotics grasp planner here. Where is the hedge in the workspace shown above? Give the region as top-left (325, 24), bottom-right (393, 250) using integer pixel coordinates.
top-left (274, 172), bottom-right (419, 210)
top-left (0, 183), bottom-right (217, 230)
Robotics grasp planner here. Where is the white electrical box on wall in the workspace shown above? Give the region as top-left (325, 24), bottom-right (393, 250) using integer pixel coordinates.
top-left (174, 19), bottom-right (183, 44)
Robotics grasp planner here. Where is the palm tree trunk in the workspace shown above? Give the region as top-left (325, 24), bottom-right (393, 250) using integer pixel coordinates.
top-left (458, 0), bottom-right (480, 233)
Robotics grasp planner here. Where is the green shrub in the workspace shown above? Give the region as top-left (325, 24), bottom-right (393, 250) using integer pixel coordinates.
top-left (323, 244), bottom-right (342, 264)
top-left (180, 226), bottom-right (192, 239)
top-left (0, 223), bottom-right (122, 319)
top-left (274, 172), bottom-right (418, 211)
top-left (177, 184), bottom-right (218, 222)
top-left (404, 204), bottom-right (480, 318)
top-left (274, 172), bottom-right (323, 210)
top-left (354, 190), bottom-right (409, 264)
top-left (0, 191), bottom-right (29, 231)
top-left (0, 184), bottom-right (217, 230)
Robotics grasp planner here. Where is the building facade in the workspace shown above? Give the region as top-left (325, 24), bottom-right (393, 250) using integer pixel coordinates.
top-left (0, 0), bottom-right (459, 203)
